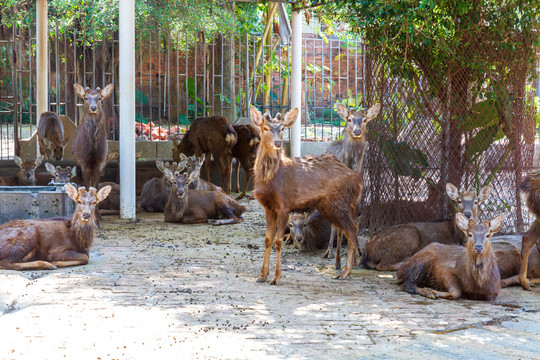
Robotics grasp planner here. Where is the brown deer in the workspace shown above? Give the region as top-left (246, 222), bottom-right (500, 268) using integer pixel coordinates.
top-left (231, 124), bottom-right (260, 199)
top-left (250, 106), bottom-right (363, 284)
top-left (0, 155), bottom-right (44, 186)
top-left (0, 183), bottom-right (111, 270)
top-left (491, 241), bottom-right (540, 287)
top-left (171, 116), bottom-right (237, 193)
top-left (361, 183), bottom-right (492, 271)
top-left (397, 213), bottom-right (503, 301)
top-left (73, 83), bottom-right (114, 189)
top-left (37, 111), bottom-right (68, 160)
top-left (286, 211), bottom-right (332, 252)
top-left (323, 103), bottom-right (380, 262)
top-left (163, 167), bottom-right (245, 225)
top-left (44, 163), bottom-right (78, 184)
top-left (517, 170), bottom-right (540, 289)
top-left (140, 157), bottom-right (188, 212)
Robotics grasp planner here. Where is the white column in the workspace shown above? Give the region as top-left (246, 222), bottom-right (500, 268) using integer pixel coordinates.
top-left (119, 0), bottom-right (136, 219)
top-left (290, 10), bottom-right (302, 158)
top-left (36, 0), bottom-right (48, 122)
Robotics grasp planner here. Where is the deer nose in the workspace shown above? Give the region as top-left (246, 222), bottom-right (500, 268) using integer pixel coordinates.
top-left (464, 211), bottom-right (472, 218)
top-left (474, 245), bottom-right (484, 253)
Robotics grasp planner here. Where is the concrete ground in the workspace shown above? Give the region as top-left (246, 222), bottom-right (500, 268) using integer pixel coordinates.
top-left (1, 198), bottom-right (539, 359)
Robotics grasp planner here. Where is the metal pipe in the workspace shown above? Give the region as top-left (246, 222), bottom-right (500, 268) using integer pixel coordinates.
top-left (119, 0), bottom-right (136, 219)
top-left (290, 10), bottom-right (302, 157)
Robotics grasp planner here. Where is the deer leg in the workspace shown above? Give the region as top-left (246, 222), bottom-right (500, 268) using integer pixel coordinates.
top-left (519, 232), bottom-right (535, 290)
top-left (257, 210), bottom-right (277, 283)
top-left (334, 228), bottom-right (342, 270)
top-left (271, 211), bottom-right (289, 285)
top-left (323, 226), bottom-right (336, 259)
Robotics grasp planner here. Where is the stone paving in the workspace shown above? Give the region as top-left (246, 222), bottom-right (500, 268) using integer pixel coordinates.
top-left (1, 199), bottom-right (539, 359)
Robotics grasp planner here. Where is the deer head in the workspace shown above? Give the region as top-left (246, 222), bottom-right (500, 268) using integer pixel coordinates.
top-left (335, 103), bottom-right (380, 139)
top-left (446, 183), bottom-right (492, 219)
top-left (45, 163), bottom-right (77, 184)
top-left (456, 212), bottom-right (504, 255)
top-left (14, 155), bottom-right (44, 184)
top-left (65, 184), bottom-right (111, 223)
top-left (74, 83), bottom-right (114, 115)
top-left (164, 167), bottom-right (199, 199)
top-left (250, 106), bottom-right (299, 150)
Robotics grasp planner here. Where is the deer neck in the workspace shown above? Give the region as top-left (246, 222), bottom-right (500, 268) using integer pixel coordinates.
top-left (254, 140), bottom-right (282, 185)
top-left (70, 210), bottom-right (96, 253)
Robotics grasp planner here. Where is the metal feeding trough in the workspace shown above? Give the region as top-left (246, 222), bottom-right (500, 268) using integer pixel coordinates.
top-left (0, 184), bottom-right (76, 225)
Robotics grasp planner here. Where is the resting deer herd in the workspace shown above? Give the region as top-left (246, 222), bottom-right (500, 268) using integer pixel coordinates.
top-left (1, 86), bottom-right (540, 303)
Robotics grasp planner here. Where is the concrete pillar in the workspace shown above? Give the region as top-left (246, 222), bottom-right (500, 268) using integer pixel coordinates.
top-left (119, 0), bottom-right (136, 219)
top-left (290, 10), bottom-right (302, 158)
top-left (36, 0), bottom-right (48, 122)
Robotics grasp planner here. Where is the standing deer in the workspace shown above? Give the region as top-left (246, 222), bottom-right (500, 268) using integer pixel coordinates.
top-left (231, 124), bottom-right (260, 199)
top-left (163, 167), bottom-right (245, 225)
top-left (516, 170), bottom-right (540, 289)
top-left (140, 157), bottom-right (188, 212)
top-left (171, 116), bottom-right (237, 193)
top-left (0, 155), bottom-right (44, 186)
top-left (37, 111), bottom-right (68, 160)
top-left (286, 211), bottom-right (332, 252)
top-left (44, 163), bottom-right (77, 184)
top-left (323, 103), bottom-right (380, 265)
top-left (0, 184), bottom-right (111, 270)
top-left (73, 83), bottom-right (114, 189)
top-left (250, 106), bottom-right (363, 284)
top-left (397, 213), bottom-right (503, 301)
top-left (361, 183), bottom-right (492, 271)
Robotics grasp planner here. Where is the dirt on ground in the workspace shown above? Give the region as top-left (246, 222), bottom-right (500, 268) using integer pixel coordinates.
top-left (1, 197), bottom-right (539, 359)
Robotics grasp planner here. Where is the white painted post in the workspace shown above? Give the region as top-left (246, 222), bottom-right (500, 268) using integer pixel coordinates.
top-left (290, 10), bottom-right (302, 158)
top-left (36, 0), bottom-right (48, 128)
top-left (119, 0), bottom-right (136, 219)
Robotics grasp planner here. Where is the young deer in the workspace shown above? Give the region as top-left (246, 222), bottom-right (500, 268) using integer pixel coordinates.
top-left (361, 183), bottom-right (492, 271)
top-left (172, 116), bottom-right (237, 193)
top-left (250, 106), bottom-right (363, 284)
top-left (0, 184), bottom-right (111, 270)
top-left (286, 211), bottom-right (332, 252)
top-left (323, 103), bottom-right (380, 263)
top-left (73, 83), bottom-right (114, 189)
top-left (231, 124), bottom-right (260, 200)
top-left (140, 157), bottom-right (188, 212)
top-left (44, 163), bottom-right (78, 184)
top-left (37, 111), bottom-right (68, 160)
top-left (0, 155), bottom-right (44, 186)
top-left (397, 213), bottom-right (503, 301)
top-left (163, 167), bottom-right (245, 225)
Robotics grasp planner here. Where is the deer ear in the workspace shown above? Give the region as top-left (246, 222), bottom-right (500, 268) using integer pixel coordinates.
top-left (100, 84), bottom-right (114, 99)
top-left (250, 106), bottom-right (264, 127)
top-left (489, 214), bottom-right (504, 234)
top-left (96, 185), bottom-right (112, 203)
top-left (35, 155), bottom-right (44, 167)
top-left (282, 108), bottom-right (299, 128)
top-left (64, 183), bottom-right (78, 202)
top-left (335, 103), bottom-right (349, 120)
top-left (45, 162), bottom-right (56, 176)
top-left (455, 212), bottom-right (470, 232)
top-left (446, 183), bottom-right (459, 201)
top-left (477, 184), bottom-right (493, 202)
top-left (366, 103), bottom-right (381, 120)
top-left (73, 83), bottom-right (86, 98)
top-left (155, 159), bottom-right (165, 172)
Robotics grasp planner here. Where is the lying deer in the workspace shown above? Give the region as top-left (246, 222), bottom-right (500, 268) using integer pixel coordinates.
top-left (0, 155), bottom-right (44, 186)
top-left (44, 163), bottom-right (77, 185)
top-left (140, 157), bottom-right (188, 212)
top-left (37, 111), bottom-right (68, 160)
top-left (361, 183), bottom-right (492, 271)
top-left (231, 124), bottom-right (260, 200)
top-left (286, 212), bottom-right (332, 252)
top-left (323, 103), bottom-right (380, 264)
top-left (491, 241), bottom-right (540, 288)
top-left (172, 116), bottom-right (237, 193)
top-left (517, 170), bottom-right (540, 290)
top-left (163, 166), bottom-right (245, 225)
top-left (250, 106), bottom-right (363, 284)
top-left (0, 184), bottom-right (111, 270)
top-left (397, 213), bottom-right (503, 301)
